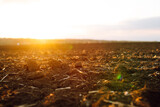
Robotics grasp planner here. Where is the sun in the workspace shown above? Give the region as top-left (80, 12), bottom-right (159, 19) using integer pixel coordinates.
top-left (24, 26), bottom-right (85, 39)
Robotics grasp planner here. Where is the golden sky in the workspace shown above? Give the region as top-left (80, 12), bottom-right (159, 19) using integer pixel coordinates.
top-left (0, 0), bottom-right (160, 41)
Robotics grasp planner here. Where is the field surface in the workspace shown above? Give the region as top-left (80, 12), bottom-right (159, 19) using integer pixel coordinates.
top-left (0, 42), bottom-right (160, 107)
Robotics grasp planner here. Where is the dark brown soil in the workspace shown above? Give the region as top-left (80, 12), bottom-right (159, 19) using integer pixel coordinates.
top-left (0, 42), bottom-right (160, 107)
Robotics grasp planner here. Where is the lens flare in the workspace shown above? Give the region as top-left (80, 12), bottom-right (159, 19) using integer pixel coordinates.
top-left (117, 74), bottom-right (123, 80)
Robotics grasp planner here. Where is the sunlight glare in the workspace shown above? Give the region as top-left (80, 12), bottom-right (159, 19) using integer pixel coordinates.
top-left (0, 0), bottom-right (160, 39)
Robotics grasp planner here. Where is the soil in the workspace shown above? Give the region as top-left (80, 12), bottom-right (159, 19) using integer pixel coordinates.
top-left (0, 42), bottom-right (160, 107)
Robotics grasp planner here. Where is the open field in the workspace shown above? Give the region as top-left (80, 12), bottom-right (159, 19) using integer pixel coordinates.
top-left (0, 42), bottom-right (160, 107)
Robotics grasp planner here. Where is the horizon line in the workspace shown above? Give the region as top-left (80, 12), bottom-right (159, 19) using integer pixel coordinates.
top-left (0, 37), bottom-right (159, 42)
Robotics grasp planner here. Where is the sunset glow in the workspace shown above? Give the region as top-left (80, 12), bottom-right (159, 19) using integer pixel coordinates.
top-left (0, 0), bottom-right (160, 40)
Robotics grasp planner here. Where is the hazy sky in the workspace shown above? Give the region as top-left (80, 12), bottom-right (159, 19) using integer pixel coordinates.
top-left (0, 0), bottom-right (160, 41)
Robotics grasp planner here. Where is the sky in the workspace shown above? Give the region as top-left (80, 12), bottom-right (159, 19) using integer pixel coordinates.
top-left (0, 0), bottom-right (160, 41)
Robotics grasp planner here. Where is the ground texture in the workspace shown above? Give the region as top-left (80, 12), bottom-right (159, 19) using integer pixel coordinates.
top-left (0, 43), bottom-right (160, 107)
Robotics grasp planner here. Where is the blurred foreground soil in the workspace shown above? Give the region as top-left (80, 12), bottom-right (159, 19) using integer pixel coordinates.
top-left (0, 42), bottom-right (160, 107)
